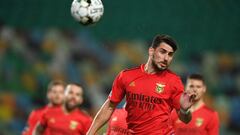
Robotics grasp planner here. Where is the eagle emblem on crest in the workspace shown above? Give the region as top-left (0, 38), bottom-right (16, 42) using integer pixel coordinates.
top-left (156, 83), bottom-right (165, 93)
top-left (196, 118), bottom-right (204, 127)
top-left (69, 120), bottom-right (78, 130)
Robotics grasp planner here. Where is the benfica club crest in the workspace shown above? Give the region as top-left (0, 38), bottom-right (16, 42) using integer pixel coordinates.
top-left (196, 118), bottom-right (204, 127)
top-left (156, 83), bottom-right (165, 93)
top-left (69, 120), bottom-right (78, 130)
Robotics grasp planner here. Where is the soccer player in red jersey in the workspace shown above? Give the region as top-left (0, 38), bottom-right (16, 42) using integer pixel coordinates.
top-left (171, 74), bottom-right (219, 135)
top-left (33, 83), bottom-right (92, 135)
top-left (106, 105), bottom-right (128, 135)
top-left (22, 80), bottom-right (66, 135)
top-left (87, 34), bottom-right (196, 135)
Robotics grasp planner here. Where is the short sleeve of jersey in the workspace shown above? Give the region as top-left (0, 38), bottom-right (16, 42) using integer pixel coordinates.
top-left (108, 71), bottom-right (125, 103)
top-left (82, 116), bottom-right (93, 134)
top-left (25, 110), bottom-right (36, 135)
top-left (106, 112), bottom-right (115, 135)
top-left (106, 122), bottom-right (112, 135)
top-left (39, 111), bottom-right (48, 128)
top-left (170, 109), bottom-right (178, 125)
top-left (170, 77), bottom-right (184, 110)
top-left (206, 111), bottom-right (219, 135)
top-left (27, 110), bottom-right (35, 128)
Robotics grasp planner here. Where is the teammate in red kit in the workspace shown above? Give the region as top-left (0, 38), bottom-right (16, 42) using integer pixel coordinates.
top-left (171, 74), bottom-right (219, 135)
top-left (106, 104), bottom-right (128, 135)
top-left (33, 83), bottom-right (92, 135)
top-left (87, 34), bottom-right (196, 135)
top-left (22, 80), bottom-right (66, 135)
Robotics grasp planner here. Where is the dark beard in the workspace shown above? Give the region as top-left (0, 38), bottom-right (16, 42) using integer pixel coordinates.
top-left (152, 59), bottom-right (166, 72)
top-left (64, 102), bottom-right (79, 112)
top-left (51, 102), bottom-right (62, 106)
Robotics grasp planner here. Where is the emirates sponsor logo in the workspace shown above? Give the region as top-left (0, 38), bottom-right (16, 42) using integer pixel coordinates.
top-left (126, 91), bottom-right (163, 111)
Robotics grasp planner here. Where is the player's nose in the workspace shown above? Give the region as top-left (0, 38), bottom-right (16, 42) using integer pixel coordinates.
top-left (192, 88), bottom-right (197, 93)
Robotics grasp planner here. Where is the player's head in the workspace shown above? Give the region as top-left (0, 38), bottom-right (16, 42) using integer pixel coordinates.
top-left (64, 83), bottom-right (84, 111)
top-left (185, 74), bottom-right (206, 102)
top-left (47, 80), bottom-right (66, 106)
top-left (149, 34), bottom-right (178, 71)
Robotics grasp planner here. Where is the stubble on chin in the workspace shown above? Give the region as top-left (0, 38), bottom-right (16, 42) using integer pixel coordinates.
top-left (65, 102), bottom-right (75, 111)
top-left (152, 60), bottom-right (167, 71)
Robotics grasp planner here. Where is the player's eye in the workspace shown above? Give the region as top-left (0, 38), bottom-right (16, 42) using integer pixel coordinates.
top-left (189, 85), bottom-right (194, 88)
top-left (158, 49), bottom-right (167, 55)
top-left (168, 52), bottom-right (174, 57)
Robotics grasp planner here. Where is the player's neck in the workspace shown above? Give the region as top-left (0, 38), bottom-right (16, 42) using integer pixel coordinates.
top-left (144, 61), bottom-right (163, 74)
top-left (190, 99), bottom-right (204, 112)
top-left (48, 103), bottom-right (62, 107)
top-left (63, 104), bottom-right (77, 114)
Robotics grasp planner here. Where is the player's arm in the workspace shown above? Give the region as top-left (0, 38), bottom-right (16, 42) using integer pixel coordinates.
top-left (178, 92), bottom-right (195, 123)
top-left (32, 122), bottom-right (45, 135)
top-left (87, 99), bottom-right (117, 135)
top-left (207, 112), bottom-right (220, 135)
top-left (177, 107), bottom-right (192, 124)
top-left (172, 78), bottom-right (194, 124)
top-left (22, 110), bottom-right (35, 135)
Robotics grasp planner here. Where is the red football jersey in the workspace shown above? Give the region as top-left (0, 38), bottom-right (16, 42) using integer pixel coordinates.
top-left (171, 104), bottom-right (219, 135)
top-left (22, 105), bottom-right (49, 135)
top-left (40, 107), bottom-right (92, 135)
top-left (106, 108), bottom-right (128, 135)
top-left (109, 64), bottom-right (184, 134)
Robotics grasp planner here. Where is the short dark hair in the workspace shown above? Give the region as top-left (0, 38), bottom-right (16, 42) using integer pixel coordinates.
top-left (47, 80), bottom-right (66, 92)
top-left (151, 34), bottom-right (178, 52)
top-left (70, 83), bottom-right (83, 89)
top-left (187, 74), bottom-right (205, 84)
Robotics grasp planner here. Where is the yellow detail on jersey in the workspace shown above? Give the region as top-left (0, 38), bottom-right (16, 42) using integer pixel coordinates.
top-left (156, 83), bottom-right (165, 93)
top-left (196, 118), bottom-right (204, 127)
top-left (129, 81), bottom-right (135, 87)
top-left (69, 120), bottom-right (78, 130)
top-left (49, 118), bottom-right (55, 123)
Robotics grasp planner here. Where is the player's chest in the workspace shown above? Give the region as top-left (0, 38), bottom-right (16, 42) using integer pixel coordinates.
top-left (46, 114), bottom-right (83, 132)
top-left (125, 76), bottom-right (171, 97)
top-left (176, 114), bottom-right (208, 129)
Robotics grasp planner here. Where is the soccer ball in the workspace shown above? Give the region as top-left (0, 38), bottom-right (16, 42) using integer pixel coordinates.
top-left (71, 0), bottom-right (104, 25)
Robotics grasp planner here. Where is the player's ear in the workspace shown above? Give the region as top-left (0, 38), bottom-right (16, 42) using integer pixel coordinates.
top-left (79, 97), bottom-right (83, 105)
top-left (47, 91), bottom-right (52, 101)
top-left (149, 47), bottom-right (154, 57)
top-left (203, 85), bottom-right (207, 93)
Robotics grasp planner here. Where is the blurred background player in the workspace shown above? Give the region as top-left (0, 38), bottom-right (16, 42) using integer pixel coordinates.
top-left (22, 80), bottom-right (66, 135)
top-left (33, 83), bottom-right (92, 135)
top-left (106, 103), bottom-right (128, 135)
top-left (171, 74), bottom-right (219, 135)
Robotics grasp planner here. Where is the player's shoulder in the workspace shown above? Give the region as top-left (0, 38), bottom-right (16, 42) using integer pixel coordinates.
top-left (113, 108), bottom-right (127, 117)
top-left (28, 106), bottom-right (49, 120)
top-left (41, 106), bottom-right (62, 116)
top-left (118, 65), bottom-right (143, 81)
top-left (75, 109), bottom-right (92, 123)
top-left (31, 105), bottom-right (48, 114)
top-left (121, 65), bottom-right (141, 74)
top-left (77, 109), bottom-right (92, 119)
top-left (202, 105), bottom-right (218, 114)
top-left (114, 108), bottom-right (126, 113)
top-left (164, 69), bottom-right (181, 81)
